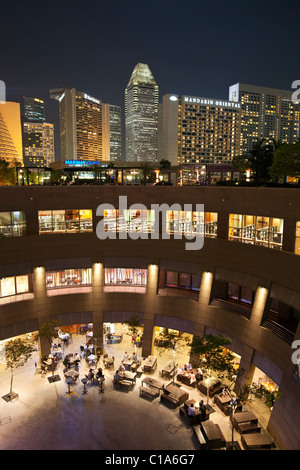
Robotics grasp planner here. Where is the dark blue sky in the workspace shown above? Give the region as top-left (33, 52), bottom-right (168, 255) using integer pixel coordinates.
top-left (1, 0), bottom-right (299, 157)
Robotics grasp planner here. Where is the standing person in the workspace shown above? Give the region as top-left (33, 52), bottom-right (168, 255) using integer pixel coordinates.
top-left (200, 400), bottom-right (207, 421)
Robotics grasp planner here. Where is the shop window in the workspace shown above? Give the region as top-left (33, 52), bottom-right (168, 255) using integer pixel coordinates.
top-left (0, 211), bottom-right (26, 237)
top-left (103, 268), bottom-right (147, 293)
top-left (227, 282), bottom-right (254, 305)
top-left (166, 211), bottom-right (217, 237)
top-left (103, 209), bottom-right (155, 233)
top-left (46, 268), bottom-right (92, 289)
top-left (229, 214), bottom-right (283, 249)
top-left (158, 270), bottom-right (201, 300)
top-left (0, 274), bottom-right (33, 301)
top-left (38, 210), bottom-right (92, 234)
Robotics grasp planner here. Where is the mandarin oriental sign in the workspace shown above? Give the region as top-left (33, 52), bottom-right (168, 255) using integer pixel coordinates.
top-left (183, 95), bottom-right (241, 108)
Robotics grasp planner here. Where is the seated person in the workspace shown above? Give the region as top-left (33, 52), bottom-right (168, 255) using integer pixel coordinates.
top-left (86, 369), bottom-right (95, 381)
top-left (186, 362), bottom-right (192, 370)
top-left (189, 372), bottom-right (197, 385)
top-left (114, 370), bottom-right (121, 381)
top-left (132, 352), bottom-right (139, 362)
top-left (177, 366), bottom-right (184, 379)
top-left (195, 367), bottom-right (203, 381)
top-left (96, 367), bottom-right (103, 379)
top-left (118, 363), bottom-right (125, 371)
top-left (188, 403), bottom-right (196, 416)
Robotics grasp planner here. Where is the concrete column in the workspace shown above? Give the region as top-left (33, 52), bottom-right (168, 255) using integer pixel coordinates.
top-left (250, 286), bottom-right (269, 328)
top-left (33, 266), bottom-right (50, 359)
top-left (142, 264), bottom-right (158, 357)
top-left (92, 262), bottom-right (104, 354)
top-left (282, 218), bottom-right (297, 253)
top-left (216, 211), bottom-right (229, 240)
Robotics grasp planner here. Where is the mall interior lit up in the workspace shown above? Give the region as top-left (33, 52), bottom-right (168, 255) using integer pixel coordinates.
top-left (0, 184), bottom-right (300, 451)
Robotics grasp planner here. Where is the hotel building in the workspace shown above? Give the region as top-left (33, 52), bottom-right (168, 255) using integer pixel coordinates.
top-left (125, 63), bottom-right (159, 162)
top-left (229, 83), bottom-right (300, 155)
top-left (50, 88), bottom-right (121, 163)
top-left (0, 101), bottom-right (23, 165)
top-left (158, 94), bottom-right (241, 166)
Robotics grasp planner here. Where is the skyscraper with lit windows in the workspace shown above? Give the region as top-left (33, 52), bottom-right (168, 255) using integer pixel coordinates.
top-left (158, 94), bottom-right (241, 166)
top-left (229, 83), bottom-right (300, 155)
top-left (50, 88), bottom-right (121, 162)
top-left (125, 63), bottom-right (159, 162)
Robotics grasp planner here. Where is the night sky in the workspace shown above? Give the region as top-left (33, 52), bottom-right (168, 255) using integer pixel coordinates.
top-left (1, 0), bottom-right (299, 159)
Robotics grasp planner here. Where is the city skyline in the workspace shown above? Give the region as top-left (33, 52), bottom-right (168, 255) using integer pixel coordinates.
top-left (2, 1), bottom-right (298, 115)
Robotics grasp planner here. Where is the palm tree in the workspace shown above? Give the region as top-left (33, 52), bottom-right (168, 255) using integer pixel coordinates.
top-left (233, 139), bottom-right (274, 184)
top-left (140, 162), bottom-right (153, 185)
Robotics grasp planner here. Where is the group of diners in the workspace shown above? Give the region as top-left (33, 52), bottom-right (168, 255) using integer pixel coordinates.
top-left (113, 350), bottom-right (140, 385)
top-left (177, 363), bottom-right (204, 387)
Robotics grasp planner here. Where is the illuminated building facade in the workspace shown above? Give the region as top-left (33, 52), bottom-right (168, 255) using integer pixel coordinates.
top-left (158, 94), bottom-right (241, 165)
top-left (102, 104), bottom-right (122, 162)
top-left (22, 122), bottom-right (55, 167)
top-left (0, 101), bottom-right (23, 165)
top-left (23, 97), bottom-right (46, 122)
top-left (229, 83), bottom-right (300, 154)
top-left (50, 88), bottom-right (121, 162)
top-left (125, 63), bottom-right (159, 162)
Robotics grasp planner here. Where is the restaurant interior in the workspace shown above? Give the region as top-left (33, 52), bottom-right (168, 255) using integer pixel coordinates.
top-left (0, 320), bottom-right (278, 450)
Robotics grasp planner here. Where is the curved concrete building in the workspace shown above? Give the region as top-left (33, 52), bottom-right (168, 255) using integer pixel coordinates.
top-left (0, 185), bottom-right (300, 450)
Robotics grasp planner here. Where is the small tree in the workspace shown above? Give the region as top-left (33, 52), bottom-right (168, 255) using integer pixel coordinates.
top-left (125, 314), bottom-right (142, 337)
top-left (4, 338), bottom-right (35, 401)
top-left (155, 331), bottom-right (189, 383)
top-left (124, 314), bottom-right (143, 351)
top-left (189, 334), bottom-right (237, 403)
top-left (38, 320), bottom-right (59, 379)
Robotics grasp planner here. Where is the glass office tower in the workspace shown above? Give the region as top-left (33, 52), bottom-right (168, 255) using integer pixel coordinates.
top-left (125, 63), bottom-right (159, 162)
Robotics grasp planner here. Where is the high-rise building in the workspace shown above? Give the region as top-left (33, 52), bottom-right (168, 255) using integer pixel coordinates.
top-left (22, 97), bottom-right (55, 167)
top-left (125, 63), bottom-right (159, 162)
top-left (50, 88), bottom-right (121, 162)
top-left (102, 104), bottom-right (122, 162)
top-left (229, 83), bottom-right (300, 155)
top-left (23, 97), bottom-right (46, 122)
top-left (0, 101), bottom-right (23, 165)
top-left (158, 94), bottom-right (241, 166)
top-left (23, 122), bottom-right (55, 167)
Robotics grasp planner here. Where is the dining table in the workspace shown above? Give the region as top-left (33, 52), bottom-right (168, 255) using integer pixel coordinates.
top-left (141, 376), bottom-right (164, 392)
top-left (164, 383), bottom-right (189, 405)
top-left (161, 361), bottom-right (175, 378)
top-left (232, 410), bottom-right (258, 429)
top-left (143, 355), bottom-right (157, 373)
top-left (119, 370), bottom-right (137, 383)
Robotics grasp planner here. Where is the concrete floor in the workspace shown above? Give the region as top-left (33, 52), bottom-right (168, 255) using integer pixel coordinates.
top-left (0, 327), bottom-right (274, 451)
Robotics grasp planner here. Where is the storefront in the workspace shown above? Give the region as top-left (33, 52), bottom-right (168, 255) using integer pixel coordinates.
top-left (103, 268), bottom-right (148, 293)
top-left (0, 211), bottom-right (26, 237)
top-left (229, 214), bottom-right (284, 249)
top-left (0, 274), bottom-right (34, 304)
top-left (38, 209), bottom-right (93, 234)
